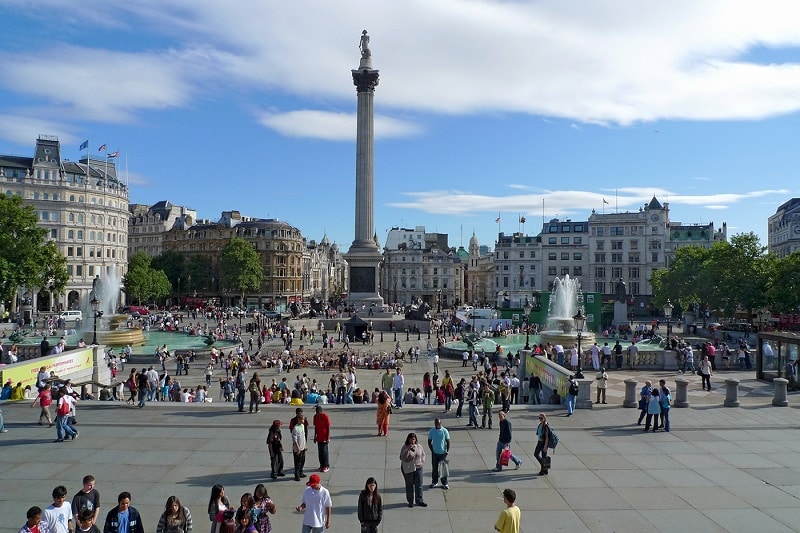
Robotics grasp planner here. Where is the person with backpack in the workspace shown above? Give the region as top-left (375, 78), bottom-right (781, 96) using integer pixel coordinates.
top-left (534, 413), bottom-right (554, 475)
top-left (565, 376), bottom-right (579, 417)
top-left (235, 369), bottom-right (247, 412)
top-left (248, 372), bottom-right (262, 413)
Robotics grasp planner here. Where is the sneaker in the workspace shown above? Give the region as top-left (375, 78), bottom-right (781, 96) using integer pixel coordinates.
top-left (430, 483), bottom-right (438, 489)
top-left (492, 467), bottom-right (502, 472)
top-left (72, 431), bottom-right (79, 440)
top-left (407, 503), bottom-right (413, 508)
top-left (416, 501), bottom-right (427, 507)
top-left (515, 460), bottom-right (522, 470)
top-left (54, 439), bottom-right (64, 442)
top-left (321, 467), bottom-right (330, 472)
top-left (442, 484), bottom-right (449, 490)
top-left (0, 429), bottom-right (8, 433)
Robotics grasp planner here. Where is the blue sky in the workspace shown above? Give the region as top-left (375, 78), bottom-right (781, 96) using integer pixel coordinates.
top-left (1, 0), bottom-right (799, 252)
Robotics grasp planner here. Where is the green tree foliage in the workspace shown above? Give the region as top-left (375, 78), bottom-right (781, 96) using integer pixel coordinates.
top-left (0, 194), bottom-right (68, 303)
top-left (651, 245), bottom-right (709, 311)
top-left (764, 251), bottom-right (800, 314)
top-left (152, 251), bottom-right (213, 294)
top-left (151, 250), bottom-right (184, 289)
top-left (123, 252), bottom-right (173, 304)
top-left (220, 237), bottom-right (263, 303)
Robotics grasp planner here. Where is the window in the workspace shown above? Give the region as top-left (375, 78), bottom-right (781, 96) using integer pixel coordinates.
top-left (67, 247), bottom-right (74, 256)
top-left (50, 229), bottom-right (57, 238)
top-left (548, 237), bottom-right (556, 244)
top-left (561, 267), bottom-right (569, 275)
top-left (594, 282), bottom-right (605, 293)
top-left (68, 213), bottom-right (75, 222)
top-left (561, 252), bottom-right (569, 260)
top-left (561, 225), bottom-right (570, 232)
top-left (629, 240), bottom-right (638, 250)
top-left (40, 211), bottom-right (49, 221)
top-left (76, 247), bottom-right (82, 256)
top-left (595, 266), bottom-right (605, 278)
top-left (78, 214), bottom-right (84, 223)
top-left (595, 253), bottom-right (606, 262)
top-left (596, 227), bottom-right (604, 236)
top-left (548, 252), bottom-right (557, 260)
top-left (503, 252), bottom-right (509, 259)
top-left (76, 265), bottom-right (83, 276)
top-left (574, 224), bottom-right (584, 232)
top-left (628, 253), bottom-right (640, 263)
top-left (612, 253), bottom-right (623, 263)
top-left (630, 281), bottom-right (640, 295)
top-left (629, 267), bottom-right (640, 278)
top-left (612, 267), bottom-right (622, 278)
top-left (651, 252), bottom-right (659, 262)
top-left (649, 240), bottom-right (662, 249)
top-left (529, 251), bottom-right (536, 258)
top-left (549, 225), bottom-right (558, 232)
top-left (548, 266), bottom-right (557, 276)
top-left (574, 266), bottom-right (582, 276)
top-left (612, 240), bottom-right (623, 250)
top-left (519, 252), bottom-right (524, 258)
top-left (503, 277), bottom-right (508, 288)
top-left (77, 230), bottom-right (83, 239)
top-left (561, 237), bottom-right (569, 244)
top-left (503, 265), bottom-right (509, 270)
top-left (574, 237), bottom-right (582, 244)
top-left (89, 266), bottom-right (95, 276)
top-left (67, 265), bottom-right (73, 276)
top-left (573, 252), bottom-right (582, 260)
top-left (611, 226), bottom-right (624, 236)
top-left (596, 241), bottom-right (604, 250)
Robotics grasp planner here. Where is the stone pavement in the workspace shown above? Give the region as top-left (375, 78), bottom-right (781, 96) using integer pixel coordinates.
top-left (3, 336), bottom-right (800, 533)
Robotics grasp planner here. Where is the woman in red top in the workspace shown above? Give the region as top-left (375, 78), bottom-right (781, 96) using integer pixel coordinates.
top-left (31, 382), bottom-right (53, 426)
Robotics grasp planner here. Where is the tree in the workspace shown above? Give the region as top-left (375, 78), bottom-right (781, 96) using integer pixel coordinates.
top-left (0, 194), bottom-right (68, 305)
top-left (765, 251), bottom-right (800, 314)
top-left (220, 237), bottom-right (263, 306)
top-left (651, 245), bottom-right (710, 311)
top-left (123, 253), bottom-right (172, 304)
top-left (151, 250), bottom-right (184, 289)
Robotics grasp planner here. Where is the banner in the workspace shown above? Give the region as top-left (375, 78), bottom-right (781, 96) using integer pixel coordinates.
top-left (1, 348), bottom-right (94, 391)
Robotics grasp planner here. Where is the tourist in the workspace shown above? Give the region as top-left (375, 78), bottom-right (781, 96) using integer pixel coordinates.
top-left (534, 413), bottom-right (551, 475)
top-left (595, 368), bottom-right (608, 404)
top-left (266, 420), bottom-right (285, 479)
top-left (71, 475), bottom-right (100, 526)
top-left (565, 375), bottom-right (578, 416)
top-left (207, 484), bottom-right (230, 533)
top-left (32, 382), bottom-right (54, 426)
top-left (376, 390), bottom-right (391, 436)
top-left (658, 379), bottom-right (672, 432)
top-left (357, 477), bottom-right (383, 532)
top-left (75, 508), bottom-right (100, 533)
top-left (392, 368), bottom-right (404, 409)
top-left (637, 381), bottom-right (652, 425)
top-left (644, 388), bottom-right (662, 432)
top-left (399, 433), bottom-right (427, 508)
top-left (19, 506), bottom-right (43, 533)
top-left (290, 411), bottom-right (308, 481)
top-left (234, 493), bottom-right (255, 528)
top-left (42, 485), bottom-right (72, 533)
top-left (102, 492), bottom-right (144, 533)
top-left (252, 483), bottom-right (276, 533)
top-left (427, 418), bottom-right (450, 490)
top-left (493, 488), bottom-right (521, 533)
top-left (493, 411), bottom-right (522, 471)
top-left (248, 372), bottom-right (261, 413)
top-left (156, 495), bottom-right (192, 533)
top-left (295, 474), bottom-right (332, 532)
top-left (699, 355), bottom-right (713, 391)
top-left (54, 388), bottom-right (78, 442)
top-left (312, 405), bottom-right (331, 472)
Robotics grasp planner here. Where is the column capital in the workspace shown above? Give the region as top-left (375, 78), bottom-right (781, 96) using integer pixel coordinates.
top-left (352, 69), bottom-right (380, 93)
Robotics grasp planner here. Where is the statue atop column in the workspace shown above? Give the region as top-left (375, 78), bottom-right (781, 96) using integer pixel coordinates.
top-left (615, 278), bottom-right (626, 302)
top-left (358, 30), bottom-right (373, 69)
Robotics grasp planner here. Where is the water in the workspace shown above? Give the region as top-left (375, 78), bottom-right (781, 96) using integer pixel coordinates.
top-left (547, 274), bottom-right (582, 330)
top-left (16, 330), bottom-right (238, 354)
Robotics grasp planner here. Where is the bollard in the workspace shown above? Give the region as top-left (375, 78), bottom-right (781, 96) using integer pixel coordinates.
top-left (380, 331), bottom-right (384, 342)
top-left (724, 378), bottom-right (740, 407)
top-left (674, 378), bottom-right (689, 407)
top-left (406, 331), bottom-right (410, 341)
top-left (773, 378), bottom-right (789, 407)
top-left (394, 332), bottom-right (397, 342)
top-left (418, 331), bottom-right (421, 341)
top-left (623, 379), bottom-right (638, 407)
top-left (428, 330), bottom-right (431, 339)
top-left (576, 379), bottom-right (593, 409)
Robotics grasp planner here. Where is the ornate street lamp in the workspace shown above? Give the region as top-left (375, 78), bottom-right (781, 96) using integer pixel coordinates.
top-left (572, 308), bottom-right (586, 379)
top-left (523, 297), bottom-right (533, 351)
top-left (90, 296), bottom-right (103, 345)
top-left (663, 299), bottom-right (674, 341)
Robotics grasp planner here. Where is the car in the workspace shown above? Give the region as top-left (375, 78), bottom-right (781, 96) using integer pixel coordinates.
top-left (263, 310), bottom-right (281, 320)
top-left (59, 310), bottom-right (83, 323)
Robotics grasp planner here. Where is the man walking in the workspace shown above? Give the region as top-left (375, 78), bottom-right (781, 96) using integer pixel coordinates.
top-left (481, 381), bottom-right (495, 429)
top-left (41, 485), bottom-right (72, 533)
top-left (392, 368), bottom-right (404, 409)
top-left (565, 376), bottom-right (578, 417)
top-left (427, 418), bottom-right (451, 490)
top-left (102, 492), bottom-right (144, 533)
top-left (312, 405), bottom-right (331, 472)
top-left (295, 474), bottom-right (332, 533)
top-left (71, 475), bottom-right (100, 527)
top-left (493, 411), bottom-right (522, 471)
top-left (493, 488), bottom-right (521, 533)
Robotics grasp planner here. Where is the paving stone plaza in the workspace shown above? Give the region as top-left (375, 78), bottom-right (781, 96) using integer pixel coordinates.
top-left (2, 329), bottom-right (800, 533)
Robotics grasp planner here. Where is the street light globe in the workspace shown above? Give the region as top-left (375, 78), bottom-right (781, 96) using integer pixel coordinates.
top-left (572, 309), bottom-right (585, 333)
top-left (90, 296), bottom-right (100, 313)
top-left (663, 299), bottom-right (674, 319)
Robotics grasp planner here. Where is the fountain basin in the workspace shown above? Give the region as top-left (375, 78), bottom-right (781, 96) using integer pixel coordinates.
top-left (97, 328), bottom-right (147, 346)
top-left (539, 330), bottom-right (597, 349)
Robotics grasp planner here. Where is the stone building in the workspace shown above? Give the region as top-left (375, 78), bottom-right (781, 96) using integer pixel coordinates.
top-left (463, 232), bottom-right (495, 308)
top-left (129, 201), bottom-right (197, 257)
top-left (163, 212), bottom-right (306, 311)
top-left (304, 235), bottom-right (348, 306)
top-left (0, 135), bottom-right (129, 313)
top-left (768, 198), bottom-right (800, 258)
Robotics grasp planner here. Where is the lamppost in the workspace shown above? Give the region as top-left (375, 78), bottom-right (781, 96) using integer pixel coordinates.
top-left (663, 299), bottom-right (674, 343)
top-left (90, 296), bottom-right (103, 345)
top-left (572, 308), bottom-right (585, 379)
top-left (436, 289), bottom-right (442, 314)
top-left (523, 297), bottom-right (533, 351)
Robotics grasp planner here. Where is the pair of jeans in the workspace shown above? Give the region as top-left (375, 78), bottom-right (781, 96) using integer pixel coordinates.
top-left (237, 389), bottom-right (246, 411)
top-left (301, 525), bottom-right (324, 533)
top-left (431, 453), bottom-right (448, 485)
top-left (495, 441), bottom-right (520, 469)
top-left (56, 414), bottom-right (76, 440)
top-left (137, 389), bottom-right (147, 407)
top-left (293, 449), bottom-right (306, 479)
top-left (660, 408), bottom-right (670, 431)
top-left (482, 407), bottom-right (493, 428)
top-left (444, 394), bottom-right (452, 411)
top-left (403, 467), bottom-right (424, 504)
top-left (534, 440), bottom-right (548, 472)
top-left (468, 404), bottom-right (479, 427)
top-left (455, 398), bottom-right (464, 417)
top-left (317, 441), bottom-right (329, 469)
top-left (566, 394), bottom-right (576, 414)
top-left (393, 388), bottom-right (403, 408)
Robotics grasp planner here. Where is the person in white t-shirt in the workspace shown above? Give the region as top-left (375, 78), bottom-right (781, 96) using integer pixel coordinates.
top-left (295, 474), bottom-right (332, 532)
top-left (41, 485), bottom-right (72, 533)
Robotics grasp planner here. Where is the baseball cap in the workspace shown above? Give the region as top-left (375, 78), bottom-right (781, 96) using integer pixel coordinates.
top-left (307, 474), bottom-right (321, 486)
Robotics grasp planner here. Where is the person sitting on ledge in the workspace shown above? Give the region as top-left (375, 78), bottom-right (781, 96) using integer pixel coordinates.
top-left (549, 389), bottom-right (561, 405)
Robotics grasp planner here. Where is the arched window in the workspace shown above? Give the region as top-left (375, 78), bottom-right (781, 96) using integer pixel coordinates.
top-left (78, 214), bottom-right (84, 223)
top-left (68, 213), bottom-right (75, 222)
top-left (77, 230), bottom-right (83, 239)
top-left (89, 231), bottom-right (95, 241)
top-left (91, 215), bottom-right (96, 224)
top-left (69, 195), bottom-right (75, 202)
top-left (68, 230), bottom-right (74, 238)
top-left (78, 196), bottom-right (84, 203)
top-left (33, 192), bottom-right (39, 199)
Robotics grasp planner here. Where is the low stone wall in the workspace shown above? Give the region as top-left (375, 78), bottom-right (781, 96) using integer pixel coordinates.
top-left (0, 345), bottom-right (110, 396)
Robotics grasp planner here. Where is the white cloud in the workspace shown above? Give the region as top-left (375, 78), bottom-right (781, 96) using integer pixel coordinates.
top-left (4, 0), bottom-right (800, 126)
top-left (0, 115), bottom-right (77, 146)
top-left (388, 187), bottom-right (789, 216)
top-left (258, 110), bottom-right (422, 140)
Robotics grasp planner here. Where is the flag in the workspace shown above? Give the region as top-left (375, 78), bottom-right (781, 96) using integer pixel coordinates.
top-left (79, 140), bottom-right (89, 151)
top-left (98, 144), bottom-right (107, 152)
top-left (602, 198), bottom-right (609, 204)
top-left (519, 216), bottom-right (526, 224)
top-left (495, 216), bottom-right (501, 223)
top-left (107, 151), bottom-right (119, 158)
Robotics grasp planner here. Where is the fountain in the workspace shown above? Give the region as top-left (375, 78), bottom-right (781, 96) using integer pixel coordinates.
top-left (85, 271), bottom-right (146, 346)
top-left (539, 275), bottom-right (596, 348)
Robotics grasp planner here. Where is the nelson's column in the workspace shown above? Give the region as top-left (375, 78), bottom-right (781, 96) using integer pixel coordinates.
top-left (345, 30), bottom-right (384, 307)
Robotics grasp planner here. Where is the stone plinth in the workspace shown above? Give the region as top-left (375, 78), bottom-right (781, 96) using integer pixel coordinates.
top-left (623, 379), bottom-right (638, 407)
top-left (724, 378), bottom-right (740, 407)
top-left (773, 378), bottom-right (789, 407)
top-left (576, 379), bottom-right (593, 409)
top-left (674, 378), bottom-right (690, 407)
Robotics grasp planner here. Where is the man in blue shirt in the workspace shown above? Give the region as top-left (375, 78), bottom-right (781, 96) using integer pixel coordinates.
top-left (427, 418), bottom-right (451, 490)
top-left (102, 492), bottom-right (144, 533)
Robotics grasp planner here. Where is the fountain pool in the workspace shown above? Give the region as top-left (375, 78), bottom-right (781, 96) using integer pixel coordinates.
top-left (15, 330), bottom-right (237, 355)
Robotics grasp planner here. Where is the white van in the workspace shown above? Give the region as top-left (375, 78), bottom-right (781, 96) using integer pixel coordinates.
top-left (59, 310), bottom-right (83, 323)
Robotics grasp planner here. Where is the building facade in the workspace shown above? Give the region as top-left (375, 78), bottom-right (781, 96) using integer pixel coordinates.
top-left (768, 198), bottom-right (800, 258)
top-left (129, 201), bottom-right (197, 257)
top-left (0, 135), bottom-right (129, 313)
